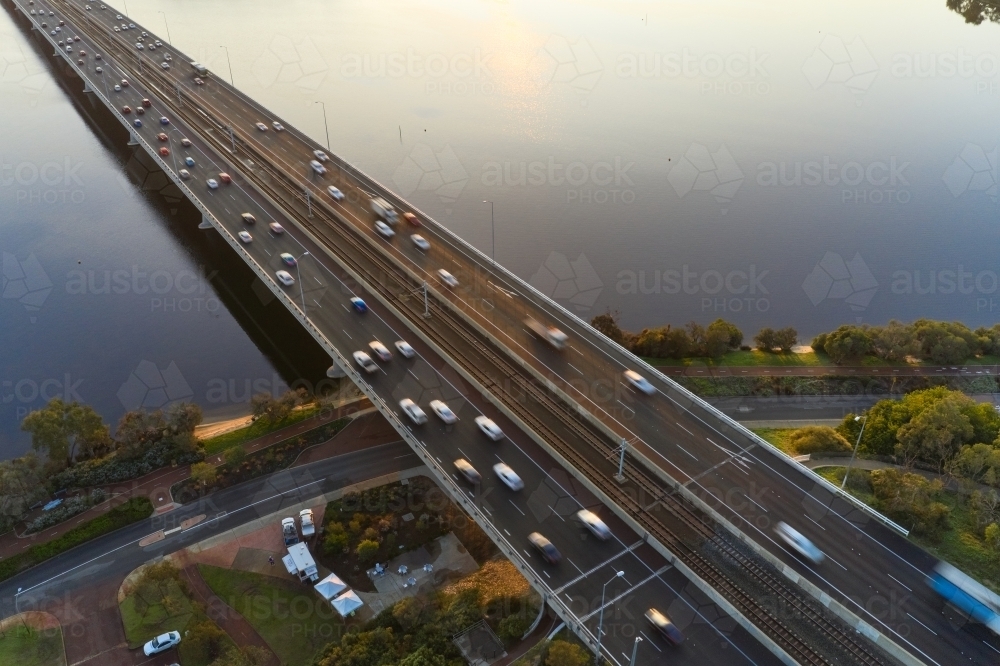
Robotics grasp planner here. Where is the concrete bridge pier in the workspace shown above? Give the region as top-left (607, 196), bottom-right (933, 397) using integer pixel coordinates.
top-left (327, 363), bottom-right (346, 379)
top-left (127, 129), bottom-right (139, 146)
top-left (82, 80), bottom-right (93, 93)
top-left (198, 214), bottom-right (213, 230)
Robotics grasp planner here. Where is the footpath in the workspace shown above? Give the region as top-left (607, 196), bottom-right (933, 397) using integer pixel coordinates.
top-left (0, 397), bottom-right (373, 561)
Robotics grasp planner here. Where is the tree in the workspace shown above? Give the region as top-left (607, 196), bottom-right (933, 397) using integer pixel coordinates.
top-left (911, 319), bottom-right (979, 364)
top-left (397, 647), bottom-right (447, 666)
top-left (250, 388), bottom-right (307, 424)
top-left (185, 620), bottom-right (228, 663)
top-left (498, 614), bottom-right (530, 644)
top-left (773, 327), bottom-right (798, 352)
top-left (707, 318), bottom-right (743, 349)
top-left (947, 0), bottom-right (1000, 26)
top-left (591, 309), bottom-right (624, 345)
top-left (820, 325), bottom-right (873, 364)
top-left (210, 646), bottom-right (270, 666)
top-left (114, 409), bottom-right (167, 459)
top-left (986, 523), bottom-right (1000, 550)
top-left (314, 626), bottom-right (399, 666)
top-left (895, 395), bottom-right (974, 471)
top-left (787, 426), bottom-right (851, 455)
top-left (190, 462), bottom-right (217, 487)
top-left (754, 327), bottom-right (777, 352)
top-left (355, 538), bottom-right (379, 562)
top-left (870, 468), bottom-right (950, 538)
top-left (21, 398), bottom-right (111, 470)
top-left (948, 443), bottom-right (1000, 486)
top-left (546, 640), bottom-right (590, 666)
top-left (165, 402), bottom-right (203, 437)
top-left (323, 522), bottom-right (348, 554)
top-left (224, 445), bottom-right (247, 467)
top-left (969, 489), bottom-right (1000, 530)
top-left (870, 320), bottom-right (916, 362)
top-left (0, 454), bottom-right (46, 527)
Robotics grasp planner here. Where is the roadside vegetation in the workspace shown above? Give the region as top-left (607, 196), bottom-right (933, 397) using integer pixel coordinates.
top-left (677, 373), bottom-right (999, 398)
top-left (120, 562), bottom-right (234, 666)
top-left (507, 635), bottom-right (593, 666)
top-left (201, 389), bottom-right (324, 455)
top-left (0, 621), bottom-right (65, 666)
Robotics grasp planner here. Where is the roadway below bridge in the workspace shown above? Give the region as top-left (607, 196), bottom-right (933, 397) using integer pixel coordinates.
top-left (11, 1), bottom-right (1000, 664)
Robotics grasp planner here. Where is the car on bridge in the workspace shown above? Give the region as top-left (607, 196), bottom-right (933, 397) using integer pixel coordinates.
top-left (437, 269), bottom-right (458, 288)
top-left (327, 186), bottom-right (344, 201)
top-left (269, 222), bottom-right (285, 234)
top-left (576, 509), bottom-right (611, 540)
top-left (313, 150), bottom-right (329, 162)
top-left (157, 132), bottom-right (168, 141)
top-left (95, 53), bottom-right (102, 60)
top-left (133, 119), bottom-right (142, 128)
top-left (528, 532), bottom-right (561, 564)
top-left (403, 212), bottom-right (420, 226)
top-left (121, 105), bottom-right (131, 114)
top-left (454, 459), bottom-right (481, 485)
top-left (160, 116), bottom-right (170, 126)
top-left (645, 608), bottom-right (684, 645)
top-left (159, 147), bottom-right (169, 157)
top-left (95, 66), bottom-right (102, 73)
top-left (353, 351), bottom-right (378, 374)
top-left (135, 42), bottom-right (143, 50)
top-left (207, 178), bottom-right (219, 189)
top-left (194, 77), bottom-right (204, 85)
top-left (280, 253), bottom-right (296, 267)
top-left (272, 121), bottom-right (284, 131)
top-left (399, 399), bottom-right (426, 425)
top-left (142, 98), bottom-right (151, 107)
top-left (160, 62), bottom-right (170, 70)
top-left (238, 231), bottom-right (252, 244)
top-left (241, 213), bottom-right (256, 224)
top-left (275, 270), bottom-right (295, 287)
top-left (623, 370), bottom-right (655, 395)
top-left (374, 220), bottom-right (394, 239)
top-left (775, 522), bottom-right (824, 565)
top-left (184, 156), bottom-right (195, 167)
top-left (218, 172), bottom-right (231, 183)
top-left (121, 78), bottom-right (129, 87)
top-left (113, 84), bottom-right (120, 91)
top-left (429, 400), bottom-right (457, 424)
top-left (493, 463), bottom-right (523, 491)
top-left (178, 169), bottom-right (190, 180)
top-left (142, 631), bottom-right (181, 656)
top-left (181, 138), bottom-right (191, 147)
top-left (310, 160), bottom-right (326, 175)
top-left (474, 416), bottom-right (503, 441)
top-left (350, 297), bottom-right (367, 313)
top-left (135, 107), bottom-right (145, 115)
top-left (394, 340), bottom-right (415, 358)
top-left (411, 234), bottom-right (430, 252)
top-left (368, 341), bottom-right (391, 362)
top-left (256, 122), bottom-right (268, 131)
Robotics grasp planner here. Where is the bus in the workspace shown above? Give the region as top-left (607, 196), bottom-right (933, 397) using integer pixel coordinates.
top-left (929, 562), bottom-right (1000, 636)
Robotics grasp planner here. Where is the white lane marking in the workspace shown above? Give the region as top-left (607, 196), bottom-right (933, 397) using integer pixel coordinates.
top-left (567, 363), bottom-right (582, 374)
top-left (675, 422), bottom-right (694, 436)
top-left (887, 573), bottom-right (912, 592)
top-left (804, 514), bottom-right (825, 531)
top-left (742, 493), bottom-right (768, 513)
top-left (906, 612), bottom-right (938, 636)
top-left (984, 641), bottom-right (1000, 655)
top-left (675, 444), bottom-right (697, 461)
top-left (508, 499), bottom-right (525, 516)
top-left (342, 329), bottom-right (351, 340)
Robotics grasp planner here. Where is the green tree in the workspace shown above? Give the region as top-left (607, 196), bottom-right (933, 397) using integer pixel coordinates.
top-left (185, 620), bottom-right (228, 663)
top-left (323, 522), bottom-right (349, 554)
top-left (911, 319), bottom-right (980, 364)
top-left (590, 309), bottom-right (624, 345)
top-left (707, 318), bottom-right (743, 350)
top-left (969, 489), bottom-right (1000, 530)
top-left (986, 523), bottom-right (1000, 550)
top-left (754, 327), bottom-right (777, 352)
top-left (773, 327), bottom-right (798, 352)
top-left (498, 614), bottom-right (530, 644)
top-left (949, 443), bottom-right (1000, 485)
top-left (397, 647), bottom-right (447, 666)
top-left (250, 388), bottom-right (307, 424)
top-left (820, 325), bottom-right (873, 364)
top-left (114, 409), bottom-right (167, 459)
top-left (787, 426), bottom-right (852, 455)
top-left (355, 538), bottom-right (379, 563)
top-left (895, 395), bottom-right (974, 470)
top-left (314, 626), bottom-right (398, 666)
top-left (870, 320), bottom-right (916, 361)
top-left (947, 0), bottom-right (1000, 26)
top-left (224, 445), bottom-right (247, 467)
top-left (190, 462), bottom-right (217, 487)
top-left (21, 398), bottom-right (111, 470)
top-left (546, 640), bottom-right (590, 666)
top-left (870, 468), bottom-right (950, 537)
top-left (0, 454), bottom-right (46, 527)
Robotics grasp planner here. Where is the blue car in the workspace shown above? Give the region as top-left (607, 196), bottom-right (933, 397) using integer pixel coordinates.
top-left (350, 297), bottom-right (367, 313)
top-left (184, 156), bottom-right (195, 167)
top-left (159, 116), bottom-right (169, 125)
top-left (133, 119), bottom-right (142, 127)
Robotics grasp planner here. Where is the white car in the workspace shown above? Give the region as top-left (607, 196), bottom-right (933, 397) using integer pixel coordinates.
top-left (310, 159), bottom-right (326, 175)
top-left (272, 121), bottom-right (284, 131)
top-left (493, 463), bottom-right (523, 491)
top-left (437, 268), bottom-right (458, 288)
top-left (774, 522), bottom-right (824, 564)
top-left (327, 186), bottom-right (344, 200)
top-left (255, 122), bottom-right (267, 131)
top-left (368, 341), bottom-right (391, 361)
top-left (206, 178), bottom-right (219, 189)
top-left (299, 508), bottom-right (315, 537)
top-left (474, 416), bottom-right (503, 441)
top-left (275, 270), bottom-right (295, 287)
top-left (353, 351), bottom-right (378, 374)
top-left (454, 459), bottom-right (481, 484)
top-left (95, 66), bottom-right (102, 73)
top-left (313, 149), bottom-right (329, 162)
top-left (395, 340), bottom-right (415, 358)
top-left (114, 83), bottom-right (121, 91)
top-left (576, 509), bottom-right (612, 540)
top-left (178, 168), bottom-right (190, 180)
top-left (237, 231), bottom-right (252, 243)
top-left (411, 234), bottom-right (430, 251)
top-left (143, 631), bottom-right (181, 656)
top-left (429, 399), bottom-right (457, 424)
top-left (374, 220), bottom-right (395, 239)
top-left (623, 370), bottom-right (655, 395)
top-left (399, 398), bottom-right (426, 425)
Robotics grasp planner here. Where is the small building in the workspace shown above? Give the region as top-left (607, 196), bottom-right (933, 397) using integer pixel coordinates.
top-left (282, 542), bottom-right (319, 582)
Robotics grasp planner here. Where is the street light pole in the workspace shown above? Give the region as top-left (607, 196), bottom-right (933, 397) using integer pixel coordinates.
top-left (596, 571), bottom-right (624, 664)
top-left (315, 101), bottom-right (330, 150)
top-left (122, 0), bottom-right (129, 17)
top-left (296, 251), bottom-right (310, 313)
top-left (842, 414), bottom-right (867, 490)
top-left (158, 11), bottom-right (171, 44)
top-left (482, 200), bottom-right (494, 267)
top-left (220, 45), bottom-right (234, 86)
top-left (629, 637), bottom-right (642, 665)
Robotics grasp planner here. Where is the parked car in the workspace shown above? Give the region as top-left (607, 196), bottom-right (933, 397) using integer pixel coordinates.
top-left (528, 532), bottom-right (561, 564)
top-left (474, 416), bottom-right (503, 441)
top-left (399, 398), bottom-right (426, 425)
top-left (429, 399), bottom-right (457, 424)
top-left (143, 631), bottom-right (181, 656)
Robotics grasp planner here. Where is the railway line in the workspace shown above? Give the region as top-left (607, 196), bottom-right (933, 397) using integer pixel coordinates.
top-left (38, 2), bottom-right (897, 663)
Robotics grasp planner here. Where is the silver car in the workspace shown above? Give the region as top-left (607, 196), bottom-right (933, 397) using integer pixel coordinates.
top-left (399, 398), bottom-right (426, 425)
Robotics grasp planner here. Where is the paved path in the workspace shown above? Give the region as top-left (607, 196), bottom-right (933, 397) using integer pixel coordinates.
top-left (0, 398), bottom-right (372, 561)
top-left (655, 363), bottom-right (1000, 377)
top-left (181, 564), bottom-right (280, 666)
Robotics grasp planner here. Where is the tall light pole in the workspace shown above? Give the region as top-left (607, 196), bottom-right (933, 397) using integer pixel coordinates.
top-left (842, 414), bottom-right (867, 490)
top-left (220, 45), bottom-right (234, 86)
top-left (629, 636), bottom-right (642, 665)
top-left (482, 200), bottom-right (494, 267)
top-left (315, 101), bottom-right (330, 150)
top-left (122, 0), bottom-right (129, 17)
top-left (596, 570), bottom-right (624, 663)
top-left (295, 251), bottom-right (310, 313)
top-left (158, 11), bottom-right (171, 44)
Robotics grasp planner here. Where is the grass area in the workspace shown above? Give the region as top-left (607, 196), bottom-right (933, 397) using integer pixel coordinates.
top-left (0, 497), bottom-right (153, 583)
top-left (816, 466), bottom-right (999, 592)
top-left (120, 563), bottom-right (233, 666)
top-left (752, 428), bottom-right (797, 454)
top-left (643, 349), bottom-right (914, 368)
top-left (0, 624), bottom-right (65, 666)
top-left (198, 564), bottom-right (339, 666)
top-left (202, 404), bottom-right (321, 455)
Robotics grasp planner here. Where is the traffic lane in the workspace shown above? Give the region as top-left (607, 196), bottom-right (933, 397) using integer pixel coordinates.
top-left (2, 442), bottom-right (418, 616)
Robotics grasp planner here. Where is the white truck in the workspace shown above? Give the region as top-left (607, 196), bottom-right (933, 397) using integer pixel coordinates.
top-left (282, 542), bottom-right (319, 582)
top-left (370, 196), bottom-right (398, 224)
top-left (190, 61), bottom-right (208, 76)
top-left (299, 509), bottom-right (315, 537)
top-left (524, 317), bottom-right (568, 350)
top-left (281, 517), bottom-right (299, 546)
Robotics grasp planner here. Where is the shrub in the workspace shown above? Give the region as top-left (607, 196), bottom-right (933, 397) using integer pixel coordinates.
top-left (546, 640), bottom-right (590, 666)
top-left (498, 614), bottom-right (530, 644)
top-left (787, 426), bottom-right (852, 455)
top-left (191, 462), bottom-right (217, 486)
top-left (356, 539), bottom-right (379, 563)
top-left (185, 619), bottom-right (228, 663)
top-left (24, 488), bottom-right (108, 535)
top-left (986, 523), bottom-right (1000, 550)
top-left (323, 523), bottom-right (348, 555)
top-left (224, 445), bottom-right (247, 467)
top-left (49, 439), bottom-right (203, 490)
top-left (870, 469), bottom-right (950, 538)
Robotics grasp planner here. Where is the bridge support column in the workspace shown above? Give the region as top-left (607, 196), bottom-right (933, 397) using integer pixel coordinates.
top-left (198, 214), bottom-right (213, 230)
top-left (327, 363), bottom-right (346, 379)
top-left (82, 80), bottom-right (93, 93)
top-left (127, 130), bottom-right (139, 146)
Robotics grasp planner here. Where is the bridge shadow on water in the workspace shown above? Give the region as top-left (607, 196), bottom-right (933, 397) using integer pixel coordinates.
top-left (4, 0), bottom-right (335, 397)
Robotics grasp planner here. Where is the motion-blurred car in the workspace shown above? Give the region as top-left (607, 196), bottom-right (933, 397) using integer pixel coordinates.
top-left (353, 351), bottom-right (378, 374)
top-left (399, 398), bottom-right (426, 425)
top-left (411, 234), bottom-right (430, 252)
top-left (493, 463), bottom-right (523, 491)
top-left (623, 370), bottom-right (655, 395)
top-left (275, 270), bottom-right (295, 287)
top-left (528, 532), bottom-right (560, 564)
top-left (429, 400), bottom-right (457, 424)
top-left (645, 608), bottom-right (684, 645)
top-left (576, 509), bottom-right (611, 540)
top-left (269, 222), bottom-right (285, 234)
top-left (368, 341), bottom-right (391, 362)
top-left (350, 297), bottom-right (367, 313)
top-left (774, 522), bottom-right (824, 564)
top-left (237, 231), bottom-right (252, 244)
top-left (454, 459), bottom-right (481, 484)
top-left (394, 340), bottom-right (415, 358)
top-left (474, 416), bottom-right (503, 441)
top-left (437, 269), bottom-right (458, 288)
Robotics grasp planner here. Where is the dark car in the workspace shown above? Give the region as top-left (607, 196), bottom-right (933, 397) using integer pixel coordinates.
top-left (528, 532), bottom-right (561, 564)
top-left (645, 608), bottom-right (684, 645)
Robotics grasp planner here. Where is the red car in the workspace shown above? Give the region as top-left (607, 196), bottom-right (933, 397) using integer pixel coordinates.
top-left (121, 79), bottom-right (129, 87)
top-left (159, 147), bottom-right (170, 156)
top-left (121, 105), bottom-right (132, 114)
top-left (403, 212), bottom-right (420, 226)
top-left (141, 98), bottom-right (151, 107)
top-left (157, 132), bottom-right (168, 142)
top-left (218, 172), bottom-right (231, 184)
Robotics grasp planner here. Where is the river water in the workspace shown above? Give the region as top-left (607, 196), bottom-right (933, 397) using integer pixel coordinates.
top-left (2, 0), bottom-right (999, 457)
